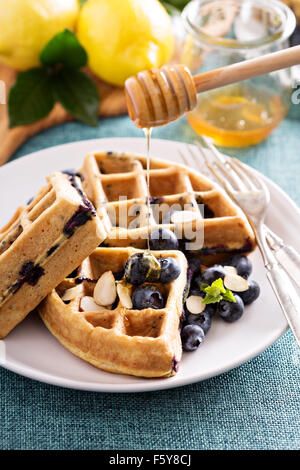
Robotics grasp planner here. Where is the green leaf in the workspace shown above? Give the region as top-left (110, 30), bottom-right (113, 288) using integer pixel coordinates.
top-left (52, 68), bottom-right (99, 126)
top-left (8, 68), bottom-right (54, 127)
top-left (204, 278), bottom-right (226, 297)
top-left (161, 0), bottom-right (190, 12)
top-left (40, 29), bottom-right (87, 69)
top-left (200, 283), bottom-right (209, 291)
top-left (201, 277), bottom-right (236, 305)
top-left (202, 294), bottom-right (223, 305)
top-left (223, 289), bottom-right (236, 303)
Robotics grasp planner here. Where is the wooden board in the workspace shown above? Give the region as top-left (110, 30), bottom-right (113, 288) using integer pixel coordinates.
top-left (0, 64), bottom-right (127, 165)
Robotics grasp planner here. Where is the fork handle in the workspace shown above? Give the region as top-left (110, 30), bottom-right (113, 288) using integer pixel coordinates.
top-left (265, 226), bottom-right (300, 289)
top-left (266, 263), bottom-right (300, 347)
top-left (273, 245), bottom-right (300, 290)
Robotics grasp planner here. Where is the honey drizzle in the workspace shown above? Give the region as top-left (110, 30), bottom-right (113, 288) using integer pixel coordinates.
top-left (143, 127), bottom-right (152, 252)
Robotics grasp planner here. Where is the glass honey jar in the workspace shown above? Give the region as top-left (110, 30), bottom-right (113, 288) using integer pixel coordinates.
top-left (179, 0), bottom-right (296, 147)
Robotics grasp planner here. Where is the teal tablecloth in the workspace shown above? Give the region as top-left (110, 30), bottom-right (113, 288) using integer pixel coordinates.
top-left (1, 112), bottom-right (300, 450)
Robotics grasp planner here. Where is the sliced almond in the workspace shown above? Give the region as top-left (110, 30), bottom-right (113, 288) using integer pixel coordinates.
top-left (81, 296), bottom-right (109, 312)
top-left (186, 295), bottom-right (206, 314)
top-left (223, 265), bottom-right (238, 275)
top-left (117, 282), bottom-right (133, 309)
top-left (62, 285), bottom-right (81, 301)
top-left (171, 210), bottom-right (199, 224)
top-left (224, 274), bottom-right (248, 292)
top-left (93, 271), bottom-right (117, 306)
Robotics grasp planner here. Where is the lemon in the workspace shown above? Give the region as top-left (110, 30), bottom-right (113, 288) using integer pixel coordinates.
top-left (0, 0), bottom-right (79, 70)
top-left (77, 0), bottom-right (174, 86)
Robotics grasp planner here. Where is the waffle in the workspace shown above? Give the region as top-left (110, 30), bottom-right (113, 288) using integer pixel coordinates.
top-left (39, 247), bottom-right (187, 378)
top-left (0, 172), bottom-right (106, 338)
top-left (81, 151), bottom-right (255, 264)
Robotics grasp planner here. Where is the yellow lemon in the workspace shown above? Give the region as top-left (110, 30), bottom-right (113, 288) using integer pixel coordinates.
top-left (0, 0), bottom-right (79, 70)
top-left (77, 0), bottom-right (174, 86)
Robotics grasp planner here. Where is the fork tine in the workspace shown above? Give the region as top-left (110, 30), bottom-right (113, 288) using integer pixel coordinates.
top-left (194, 140), bottom-right (245, 192)
top-left (200, 135), bottom-right (265, 193)
top-left (199, 135), bottom-right (226, 164)
top-left (199, 137), bottom-right (253, 192)
top-left (178, 148), bottom-right (190, 167)
top-left (232, 158), bottom-right (270, 199)
top-left (192, 143), bottom-right (236, 195)
top-left (226, 159), bottom-right (257, 191)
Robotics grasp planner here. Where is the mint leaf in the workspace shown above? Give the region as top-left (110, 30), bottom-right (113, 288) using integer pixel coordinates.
top-left (223, 289), bottom-right (236, 303)
top-left (202, 294), bottom-right (223, 305)
top-left (52, 68), bottom-right (99, 126)
top-left (8, 68), bottom-right (54, 127)
top-left (40, 30), bottom-right (87, 69)
top-left (201, 277), bottom-right (236, 304)
top-left (204, 278), bottom-right (225, 296)
top-left (200, 283), bottom-right (209, 291)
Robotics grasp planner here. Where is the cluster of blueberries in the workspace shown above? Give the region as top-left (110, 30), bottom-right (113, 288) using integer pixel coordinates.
top-left (124, 250), bottom-right (181, 310)
top-left (181, 252), bottom-right (260, 352)
top-left (124, 227), bottom-right (260, 352)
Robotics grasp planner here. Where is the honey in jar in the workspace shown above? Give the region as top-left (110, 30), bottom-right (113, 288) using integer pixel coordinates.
top-left (186, 83), bottom-right (288, 147)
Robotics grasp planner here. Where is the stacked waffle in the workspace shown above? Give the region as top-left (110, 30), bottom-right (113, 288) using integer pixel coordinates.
top-left (0, 151), bottom-right (255, 377)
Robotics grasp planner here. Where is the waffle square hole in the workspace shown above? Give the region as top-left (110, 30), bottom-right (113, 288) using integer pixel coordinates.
top-left (151, 194), bottom-right (199, 224)
top-left (27, 188), bottom-right (56, 223)
top-left (95, 154), bottom-right (137, 174)
top-left (101, 177), bottom-right (142, 202)
top-left (196, 193), bottom-right (236, 217)
top-left (107, 200), bottom-right (143, 229)
top-left (124, 310), bottom-right (165, 338)
top-left (189, 173), bottom-right (214, 192)
top-left (84, 311), bottom-right (116, 329)
top-left (88, 250), bottom-right (128, 279)
top-left (0, 213), bottom-right (23, 256)
top-left (149, 171), bottom-right (186, 197)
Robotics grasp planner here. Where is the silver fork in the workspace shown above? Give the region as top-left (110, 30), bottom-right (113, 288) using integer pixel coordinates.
top-left (179, 137), bottom-right (300, 347)
top-left (190, 137), bottom-right (300, 289)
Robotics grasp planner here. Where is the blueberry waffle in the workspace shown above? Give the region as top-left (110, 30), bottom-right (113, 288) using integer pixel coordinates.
top-left (39, 247), bottom-right (187, 378)
top-left (81, 151), bottom-right (255, 264)
top-left (0, 172), bottom-right (106, 338)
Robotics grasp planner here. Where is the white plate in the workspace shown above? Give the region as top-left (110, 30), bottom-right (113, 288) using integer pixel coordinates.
top-left (0, 137), bottom-right (297, 393)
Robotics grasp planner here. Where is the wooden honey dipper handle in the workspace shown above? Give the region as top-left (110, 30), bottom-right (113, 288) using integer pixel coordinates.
top-left (125, 45), bottom-right (300, 129)
top-left (193, 45), bottom-right (300, 93)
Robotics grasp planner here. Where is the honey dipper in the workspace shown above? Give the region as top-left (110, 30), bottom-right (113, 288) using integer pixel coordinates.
top-left (125, 45), bottom-right (300, 128)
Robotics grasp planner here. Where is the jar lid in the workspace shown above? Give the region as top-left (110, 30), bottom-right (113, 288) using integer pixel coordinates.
top-left (182, 0), bottom-right (296, 50)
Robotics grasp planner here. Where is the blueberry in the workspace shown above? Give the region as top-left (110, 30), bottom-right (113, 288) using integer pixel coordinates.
top-left (186, 310), bottom-right (211, 334)
top-left (218, 294), bottom-right (244, 323)
top-left (132, 285), bottom-right (164, 310)
top-left (67, 268), bottom-right (78, 278)
top-left (181, 324), bottom-right (205, 351)
top-left (19, 261), bottom-right (44, 286)
top-left (149, 228), bottom-right (179, 251)
top-left (62, 169), bottom-right (80, 177)
top-left (124, 253), bottom-right (161, 285)
top-left (189, 288), bottom-right (205, 298)
top-left (125, 253), bottom-right (148, 285)
top-left (113, 270), bottom-right (125, 281)
top-left (63, 204), bottom-right (95, 238)
top-left (203, 303), bottom-right (217, 317)
top-left (197, 265), bottom-right (226, 286)
top-left (26, 196), bottom-right (33, 205)
top-left (203, 204), bottom-right (214, 219)
top-left (238, 280), bottom-right (260, 305)
top-left (186, 254), bottom-right (202, 276)
top-left (159, 257), bottom-right (181, 283)
top-left (224, 255), bottom-right (252, 279)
